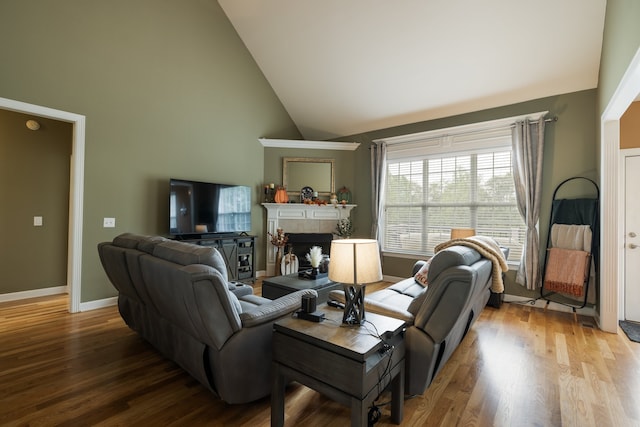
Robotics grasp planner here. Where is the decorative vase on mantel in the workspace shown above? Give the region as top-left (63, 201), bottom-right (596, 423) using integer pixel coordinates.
top-left (274, 247), bottom-right (283, 276)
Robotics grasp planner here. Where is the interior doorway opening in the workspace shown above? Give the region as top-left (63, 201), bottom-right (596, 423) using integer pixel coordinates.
top-left (0, 97), bottom-right (85, 313)
top-left (600, 47), bottom-right (640, 332)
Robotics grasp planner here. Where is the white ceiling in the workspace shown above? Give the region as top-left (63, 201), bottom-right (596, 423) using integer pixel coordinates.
top-left (219, 1), bottom-right (607, 141)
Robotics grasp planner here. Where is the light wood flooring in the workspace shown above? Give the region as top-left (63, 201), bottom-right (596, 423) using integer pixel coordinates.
top-left (1, 280), bottom-right (640, 426)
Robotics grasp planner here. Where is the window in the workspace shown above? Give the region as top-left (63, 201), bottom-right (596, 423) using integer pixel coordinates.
top-left (376, 113), bottom-right (545, 262)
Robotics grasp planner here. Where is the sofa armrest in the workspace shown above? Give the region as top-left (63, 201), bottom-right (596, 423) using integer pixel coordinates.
top-left (239, 289), bottom-right (317, 327)
top-left (328, 289), bottom-right (414, 323)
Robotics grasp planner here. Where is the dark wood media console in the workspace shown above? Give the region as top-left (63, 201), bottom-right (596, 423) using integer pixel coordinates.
top-left (179, 234), bottom-right (256, 284)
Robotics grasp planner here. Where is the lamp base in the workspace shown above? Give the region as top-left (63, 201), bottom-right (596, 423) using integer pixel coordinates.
top-left (342, 284), bottom-right (366, 325)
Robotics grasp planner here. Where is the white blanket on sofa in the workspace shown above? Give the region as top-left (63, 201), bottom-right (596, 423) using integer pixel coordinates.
top-left (434, 236), bottom-right (509, 293)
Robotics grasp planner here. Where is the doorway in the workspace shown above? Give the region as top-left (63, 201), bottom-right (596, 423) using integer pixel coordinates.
top-left (601, 46), bottom-right (640, 332)
top-left (0, 97), bottom-right (85, 313)
top-left (624, 152), bottom-right (640, 322)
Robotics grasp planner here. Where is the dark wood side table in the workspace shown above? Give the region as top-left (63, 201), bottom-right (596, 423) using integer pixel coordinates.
top-left (271, 308), bottom-right (406, 427)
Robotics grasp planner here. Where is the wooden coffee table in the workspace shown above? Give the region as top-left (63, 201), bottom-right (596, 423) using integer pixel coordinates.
top-left (271, 307), bottom-right (406, 427)
top-left (262, 273), bottom-right (342, 303)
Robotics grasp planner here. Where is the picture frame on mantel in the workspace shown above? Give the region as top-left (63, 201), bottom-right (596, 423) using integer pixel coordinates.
top-left (283, 157), bottom-right (335, 198)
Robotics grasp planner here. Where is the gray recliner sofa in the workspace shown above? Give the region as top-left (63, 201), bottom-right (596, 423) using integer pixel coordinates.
top-left (330, 243), bottom-right (507, 396)
top-left (98, 233), bottom-right (316, 404)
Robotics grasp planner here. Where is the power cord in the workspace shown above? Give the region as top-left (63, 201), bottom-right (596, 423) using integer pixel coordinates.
top-left (363, 320), bottom-right (396, 426)
top-left (505, 296), bottom-right (540, 306)
top-left (367, 405), bottom-right (381, 426)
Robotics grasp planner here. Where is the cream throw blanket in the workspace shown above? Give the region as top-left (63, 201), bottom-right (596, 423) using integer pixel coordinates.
top-left (550, 224), bottom-right (592, 252)
top-left (434, 236), bottom-right (509, 293)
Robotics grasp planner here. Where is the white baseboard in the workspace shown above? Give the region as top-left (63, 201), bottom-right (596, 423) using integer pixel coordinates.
top-left (79, 296), bottom-right (118, 312)
top-left (0, 286), bottom-right (118, 312)
top-left (0, 286), bottom-right (67, 303)
top-left (503, 294), bottom-right (595, 317)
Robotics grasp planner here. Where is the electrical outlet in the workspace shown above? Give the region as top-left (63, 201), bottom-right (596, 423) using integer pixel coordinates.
top-left (34, 216), bottom-right (43, 226)
top-left (103, 217), bottom-right (116, 228)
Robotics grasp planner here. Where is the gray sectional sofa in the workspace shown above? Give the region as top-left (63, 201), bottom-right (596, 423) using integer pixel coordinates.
top-left (331, 243), bottom-right (508, 396)
top-left (98, 233), bottom-right (316, 404)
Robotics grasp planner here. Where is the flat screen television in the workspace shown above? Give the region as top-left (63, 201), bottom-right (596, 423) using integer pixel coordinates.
top-left (169, 178), bottom-right (251, 237)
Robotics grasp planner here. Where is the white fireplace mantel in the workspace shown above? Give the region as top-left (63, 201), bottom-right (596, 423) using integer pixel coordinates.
top-left (262, 203), bottom-right (356, 275)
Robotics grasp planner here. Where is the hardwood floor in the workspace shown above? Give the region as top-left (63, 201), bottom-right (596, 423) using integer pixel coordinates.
top-left (1, 281), bottom-right (639, 426)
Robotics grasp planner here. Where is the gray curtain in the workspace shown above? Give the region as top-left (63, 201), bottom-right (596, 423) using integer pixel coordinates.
top-left (370, 142), bottom-right (387, 240)
top-left (512, 118), bottom-right (546, 290)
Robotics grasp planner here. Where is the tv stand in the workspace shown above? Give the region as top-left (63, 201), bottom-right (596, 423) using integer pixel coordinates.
top-left (181, 234), bottom-right (255, 284)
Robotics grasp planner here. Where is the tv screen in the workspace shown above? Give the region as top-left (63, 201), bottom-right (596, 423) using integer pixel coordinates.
top-left (169, 178), bottom-right (251, 236)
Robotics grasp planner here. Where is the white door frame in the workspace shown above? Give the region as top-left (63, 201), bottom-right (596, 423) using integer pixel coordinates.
top-left (0, 97), bottom-right (85, 313)
top-left (600, 47), bottom-right (640, 332)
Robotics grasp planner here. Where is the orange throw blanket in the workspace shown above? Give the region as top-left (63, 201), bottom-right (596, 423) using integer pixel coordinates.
top-left (544, 247), bottom-right (590, 297)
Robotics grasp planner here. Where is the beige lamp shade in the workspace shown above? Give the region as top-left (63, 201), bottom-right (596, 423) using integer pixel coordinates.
top-left (328, 239), bottom-right (382, 285)
top-left (451, 228), bottom-right (475, 239)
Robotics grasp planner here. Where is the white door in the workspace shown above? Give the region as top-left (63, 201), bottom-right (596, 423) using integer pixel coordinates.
top-left (625, 155), bottom-right (640, 322)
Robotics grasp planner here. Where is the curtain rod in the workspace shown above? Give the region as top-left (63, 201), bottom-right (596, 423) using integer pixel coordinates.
top-left (370, 113), bottom-right (557, 148)
top-left (512, 116), bottom-right (558, 126)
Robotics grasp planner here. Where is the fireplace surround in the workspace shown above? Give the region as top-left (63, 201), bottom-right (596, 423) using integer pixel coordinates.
top-left (285, 233), bottom-right (333, 271)
top-left (262, 203), bottom-right (356, 276)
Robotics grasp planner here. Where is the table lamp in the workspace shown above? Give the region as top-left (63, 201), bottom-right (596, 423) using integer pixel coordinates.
top-left (450, 228), bottom-right (475, 239)
top-left (328, 239), bottom-right (383, 325)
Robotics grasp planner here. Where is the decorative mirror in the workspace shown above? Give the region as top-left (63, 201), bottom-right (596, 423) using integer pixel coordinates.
top-left (283, 157), bottom-right (335, 198)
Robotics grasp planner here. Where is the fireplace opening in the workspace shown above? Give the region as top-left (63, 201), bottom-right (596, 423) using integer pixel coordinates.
top-left (285, 233), bottom-right (333, 271)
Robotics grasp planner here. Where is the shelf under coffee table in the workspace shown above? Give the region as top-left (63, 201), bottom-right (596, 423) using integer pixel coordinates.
top-left (262, 273), bottom-right (342, 303)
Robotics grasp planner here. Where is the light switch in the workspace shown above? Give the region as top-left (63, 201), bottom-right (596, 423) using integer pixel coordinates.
top-left (103, 217), bottom-right (116, 228)
top-left (34, 216), bottom-right (43, 226)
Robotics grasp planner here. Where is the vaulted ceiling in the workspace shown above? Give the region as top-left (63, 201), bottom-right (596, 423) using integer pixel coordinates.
top-left (219, 1), bottom-right (607, 140)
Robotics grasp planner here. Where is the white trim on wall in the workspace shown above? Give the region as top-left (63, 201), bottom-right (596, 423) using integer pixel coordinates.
top-left (600, 46), bottom-right (640, 333)
top-left (259, 138), bottom-right (360, 151)
top-left (0, 97), bottom-right (85, 313)
top-left (79, 296), bottom-right (117, 312)
top-left (0, 286), bottom-right (67, 303)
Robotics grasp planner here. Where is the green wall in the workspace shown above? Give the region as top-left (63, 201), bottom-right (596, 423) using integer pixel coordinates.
top-left (342, 90), bottom-right (598, 298)
top-left (597, 0), bottom-right (640, 116)
top-left (0, 110), bottom-right (72, 293)
top-left (0, 0), bottom-right (300, 301)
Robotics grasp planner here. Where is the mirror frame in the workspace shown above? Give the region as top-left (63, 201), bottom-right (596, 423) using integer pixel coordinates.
top-left (283, 157), bottom-right (335, 199)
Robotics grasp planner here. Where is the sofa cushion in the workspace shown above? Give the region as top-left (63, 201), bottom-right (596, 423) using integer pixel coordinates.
top-left (366, 288), bottom-right (413, 309)
top-left (239, 290), bottom-right (317, 328)
top-left (153, 240), bottom-right (229, 281)
top-left (387, 278), bottom-right (426, 298)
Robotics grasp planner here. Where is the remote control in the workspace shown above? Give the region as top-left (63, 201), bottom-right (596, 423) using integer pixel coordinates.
top-left (327, 300), bottom-right (345, 309)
